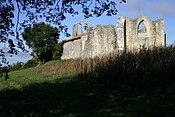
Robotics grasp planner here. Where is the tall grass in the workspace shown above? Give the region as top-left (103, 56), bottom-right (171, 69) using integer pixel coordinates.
top-left (35, 60), bottom-right (82, 77)
top-left (83, 46), bottom-right (175, 88)
top-left (1, 46), bottom-right (175, 117)
top-left (36, 46), bottom-right (175, 89)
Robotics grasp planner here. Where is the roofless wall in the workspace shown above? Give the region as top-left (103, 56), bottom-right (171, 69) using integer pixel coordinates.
top-left (61, 16), bottom-right (166, 60)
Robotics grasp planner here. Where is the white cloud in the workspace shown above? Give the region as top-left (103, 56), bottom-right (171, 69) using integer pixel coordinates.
top-left (0, 46), bottom-right (32, 65)
top-left (124, 0), bottom-right (175, 17)
top-left (7, 51), bottom-right (32, 65)
top-left (151, 1), bottom-right (175, 17)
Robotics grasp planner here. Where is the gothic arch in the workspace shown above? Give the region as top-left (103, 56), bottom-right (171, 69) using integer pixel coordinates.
top-left (136, 16), bottom-right (152, 35)
top-left (138, 20), bottom-right (146, 31)
top-left (136, 16), bottom-right (152, 48)
top-left (137, 20), bottom-right (148, 37)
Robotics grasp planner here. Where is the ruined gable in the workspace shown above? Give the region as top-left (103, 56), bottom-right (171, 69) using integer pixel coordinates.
top-left (116, 16), bottom-right (166, 51)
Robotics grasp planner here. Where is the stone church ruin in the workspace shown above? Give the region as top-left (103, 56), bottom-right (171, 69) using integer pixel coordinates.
top-left (61, 16), bottom-right (166, 59)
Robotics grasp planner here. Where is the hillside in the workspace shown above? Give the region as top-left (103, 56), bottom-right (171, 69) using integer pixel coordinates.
top-left (0, 47), bottom-right (175, 117)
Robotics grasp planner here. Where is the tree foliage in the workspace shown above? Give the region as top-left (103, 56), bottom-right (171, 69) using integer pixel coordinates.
top-left (0, 0), bottom-right (126, 65)
top-left (23, 58), bottom-right (39, 69)
top-left (22, 22), bottom-right (59, 63)
top-left (53, 41), bottom-right (64, 60)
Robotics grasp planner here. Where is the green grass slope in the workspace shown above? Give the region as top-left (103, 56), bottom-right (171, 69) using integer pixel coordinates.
top-left (0, 47), bottom-right (175, 117)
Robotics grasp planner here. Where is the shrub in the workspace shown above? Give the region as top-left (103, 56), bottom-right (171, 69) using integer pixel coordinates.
top-left (23, 58), bottom-right (39, 69)
top-left (52, 51), bottom-right (62, 60)
top-left (52, 41), bottom-right (64, 60)
top-left (8, 62), bottom-right (24, 71)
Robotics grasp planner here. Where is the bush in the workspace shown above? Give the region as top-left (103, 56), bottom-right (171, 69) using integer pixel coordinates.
top-left (23, 58), bottom-right (39, 69)
top-left (8, 62), bottom-right (24, 71)
top-left (52, 41), bottom-right (64, 60)
top-left (52, 51), bottom-right (62, 60)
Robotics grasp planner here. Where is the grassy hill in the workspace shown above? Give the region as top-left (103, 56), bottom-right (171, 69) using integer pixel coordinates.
top-left (0, 47), bottom-right (175, 117)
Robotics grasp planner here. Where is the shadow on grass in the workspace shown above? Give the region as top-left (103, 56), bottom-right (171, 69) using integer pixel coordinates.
top-left (0, 77), bottom-right (175, 117)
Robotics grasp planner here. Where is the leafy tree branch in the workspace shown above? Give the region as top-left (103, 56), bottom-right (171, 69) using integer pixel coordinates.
top-left (0, 0), bottom-right (126, 66)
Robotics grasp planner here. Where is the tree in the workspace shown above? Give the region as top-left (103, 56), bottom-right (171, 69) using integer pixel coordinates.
top-left (0, 0), bottom-right (126, 65)
top-left (22, 22), bottom-right (59, 64)
top-left (53, 41), bottom-right (64, 60)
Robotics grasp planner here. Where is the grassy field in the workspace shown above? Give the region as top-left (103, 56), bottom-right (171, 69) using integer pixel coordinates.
top-left (1, 47), bottom-right (175, 117)
top-left (0, 66), bottom-right (175, 117)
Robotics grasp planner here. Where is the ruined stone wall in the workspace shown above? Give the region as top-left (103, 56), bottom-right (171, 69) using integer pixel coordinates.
top-left (61, 36), bottom-right (86, 59)
top-left (83, 25), bottom-right (117, 58)
top-left (61, 25), bottom-right (117, 59)
top-left (116, 16), bottom-right (166, 51)
top-left (62, 16), bottom-right (166, 60)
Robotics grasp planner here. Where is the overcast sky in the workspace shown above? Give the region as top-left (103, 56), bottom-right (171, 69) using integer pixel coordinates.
top-left (2, 0), bottom-right (175, 65)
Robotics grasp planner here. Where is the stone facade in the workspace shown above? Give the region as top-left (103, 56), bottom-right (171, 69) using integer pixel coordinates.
top-left (116, 16), bottom-right (166, 52)
top-left (61, 16), bottom-right (166, 59)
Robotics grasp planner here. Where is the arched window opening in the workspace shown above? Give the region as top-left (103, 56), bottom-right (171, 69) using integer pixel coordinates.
top-left (138, 20), bottom-right (147, 34)
top-left (137, 20), bottom-right (149, 48)
top-left (138, 20), bottom-right (148, 38)
top-left (72, 21), bottom-right (92, 36)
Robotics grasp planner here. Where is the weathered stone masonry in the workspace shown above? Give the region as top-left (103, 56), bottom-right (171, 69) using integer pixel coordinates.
top-left (116, 16), bottom-right (166, 52)
top-left (61, 16), bottom-right (166, 60)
